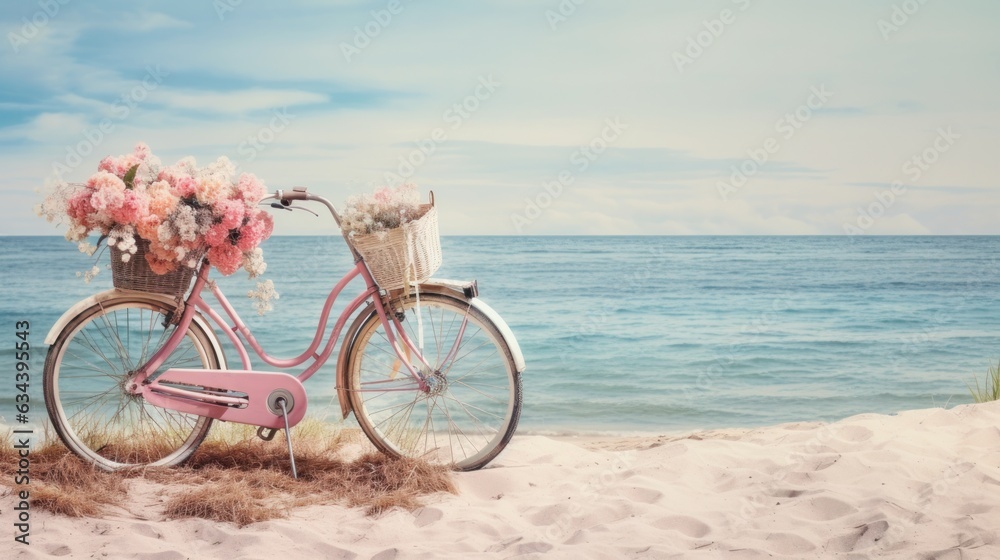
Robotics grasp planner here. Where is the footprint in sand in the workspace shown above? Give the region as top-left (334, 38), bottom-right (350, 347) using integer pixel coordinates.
top-left (621, 486), bottom-right (663, 504)
top-left (652, 515), bottom-right (712, 538)
top-left (372, 548), bottom-right (399, 560)
top-left (833, 425), bottom-right (875, 443)
top-left (763, 531), bottom-right (817, 555)
top-left (767, 488), bottom-right (809, 498)
top-left (824, 520), bottom-right (890, 552)
top-left (414, 507), bottom-right (444, 528)
top-left (958, 502), bottom-right (992, 515)
top-left (789, 496), bottom-right (857, 521)
top-left (132, 523), bottom-right (163, 540)
top-left (136, 552), bottom-right (186, 560)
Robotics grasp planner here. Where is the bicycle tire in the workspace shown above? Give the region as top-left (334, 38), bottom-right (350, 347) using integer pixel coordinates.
top-left (345, 293), bottom-right (522, 471)
top-left (43, 296), bottom-right (221, 470)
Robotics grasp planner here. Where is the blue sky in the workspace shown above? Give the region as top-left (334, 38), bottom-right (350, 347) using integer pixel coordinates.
top-left (2, 0), bottom-right (998, 235)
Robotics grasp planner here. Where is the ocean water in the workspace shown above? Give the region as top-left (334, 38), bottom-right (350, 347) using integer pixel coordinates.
top-left (2, 235), bottom-right (999, 435)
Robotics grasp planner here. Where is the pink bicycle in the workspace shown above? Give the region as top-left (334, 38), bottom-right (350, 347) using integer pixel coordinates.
top-left (42, 188), bottom-right (525, 473)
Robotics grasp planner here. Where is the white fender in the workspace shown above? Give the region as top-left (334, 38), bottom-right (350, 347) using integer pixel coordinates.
top-left (470, 297), bottom-right (526, 373)
top-left (402, 278), bottom-right (525, 373)
top-left (44, 289), bottom-right (226, 369)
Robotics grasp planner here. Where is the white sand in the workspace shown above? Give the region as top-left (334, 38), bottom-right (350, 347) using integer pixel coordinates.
top-left (12, 401), bottom-right (1000, 559)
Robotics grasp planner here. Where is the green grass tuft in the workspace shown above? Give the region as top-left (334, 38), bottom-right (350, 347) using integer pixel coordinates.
top-left (968, 359), bottom-right (1000, 403)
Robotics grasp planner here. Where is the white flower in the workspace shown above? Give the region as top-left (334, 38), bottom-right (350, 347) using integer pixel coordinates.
top-left (243, 247), bottom-right (267, 278)
top-left (81, 265), bottom-right (100, 283)
top-left (247, 279), bottom-right (279, 315)
top-left (341, 183), bottom-right (425, 237)
top-left (77, 242), bottom-right (97, 256)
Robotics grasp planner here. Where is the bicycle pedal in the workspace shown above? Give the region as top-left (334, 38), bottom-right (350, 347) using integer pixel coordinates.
top-left (256, 426), bottom-right (278, 441)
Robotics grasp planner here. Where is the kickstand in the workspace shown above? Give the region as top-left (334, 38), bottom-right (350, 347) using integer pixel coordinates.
top-left (275, 397), bottom-right (298, 479)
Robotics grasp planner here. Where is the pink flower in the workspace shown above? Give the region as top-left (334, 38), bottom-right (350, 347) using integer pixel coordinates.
top-left (109, 189), bottom-right (150, 225)
top-left (87, 170), bottom-right (127, 192)
top-left (214, 198), bottom-right (246, 230)
top-left (147, 181), bottom-right (179, 219)
top-left (208, 243), bottom-right (243, 275)
top-left (90, 185), bottom-right (126, 214)
top-left (236, 212), bottom-right (273, 251)
top-left (137, 215), bottom-right (161, 242)
top-left (194, 176), bottom-right (228, 206)
top-left (204, 223), bottom-right (231, 248)
top-left (373, 187), bottom-right (393, 205)
top-left (236, 173), bottom-right (265, 205)
top-left (145, 250), bottom-right (177, 275)
top-left (173, 176), bottom-right (198, 198)
top-left (66, 190), bottom-right (96, 228)
top-left (133, 142), bottom-right (151, 161)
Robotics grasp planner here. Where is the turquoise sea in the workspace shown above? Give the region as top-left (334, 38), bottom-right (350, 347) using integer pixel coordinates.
top-left (2, 235), bottom-right (999, 434)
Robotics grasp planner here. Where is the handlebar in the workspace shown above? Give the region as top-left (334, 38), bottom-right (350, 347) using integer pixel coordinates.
top-left (264, 187), bottom-right (342, 226)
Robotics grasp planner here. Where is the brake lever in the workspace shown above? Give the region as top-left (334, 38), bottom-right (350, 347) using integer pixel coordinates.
top-left (288, 204), bottom-right (319, 217)
top-left (270, 202), bottom-right (292, 212)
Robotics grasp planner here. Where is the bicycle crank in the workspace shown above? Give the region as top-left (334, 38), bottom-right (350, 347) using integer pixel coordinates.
top-left (140, 368), bottom-right (308, 430)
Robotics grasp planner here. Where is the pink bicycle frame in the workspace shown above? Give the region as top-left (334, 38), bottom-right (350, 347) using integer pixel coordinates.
top-left (125, 186), bottom-right (475, 430)
top-left (132, 255), bottom-right (434, 392)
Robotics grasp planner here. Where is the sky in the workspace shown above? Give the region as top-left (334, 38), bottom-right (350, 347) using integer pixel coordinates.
top-left (1, 0), bottom-right (998, 236)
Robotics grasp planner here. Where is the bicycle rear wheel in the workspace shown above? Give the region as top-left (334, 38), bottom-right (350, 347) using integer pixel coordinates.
top-left (345, 293), bottom-right (522, 471)
top-left (43, 296), bottom-right (221, 470)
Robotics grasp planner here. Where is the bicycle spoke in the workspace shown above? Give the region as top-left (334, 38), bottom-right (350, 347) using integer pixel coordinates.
top-left (46, 300), bottom-right (217, 470)
top-left (350, 295), bottom-right (519, 470)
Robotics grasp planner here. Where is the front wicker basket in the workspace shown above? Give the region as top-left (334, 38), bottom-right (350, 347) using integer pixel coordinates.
top-left (110, 239), bottom-right (201, 297)
top-left (351, 203), bottom-right (442, 291)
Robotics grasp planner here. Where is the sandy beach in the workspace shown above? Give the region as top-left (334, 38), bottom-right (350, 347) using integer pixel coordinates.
top-left (11, 400), bottom-right (1000, 559)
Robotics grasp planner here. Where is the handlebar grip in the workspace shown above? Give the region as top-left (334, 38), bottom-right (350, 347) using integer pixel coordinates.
top-left (277, 187), bottom-right (309, 201)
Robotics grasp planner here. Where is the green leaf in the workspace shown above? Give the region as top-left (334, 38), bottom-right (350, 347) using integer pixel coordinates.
top-left (123, 164), bottom-right (139, 190)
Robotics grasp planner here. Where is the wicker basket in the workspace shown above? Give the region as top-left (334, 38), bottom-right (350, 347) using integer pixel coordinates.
top-left (351, 203), bottom-right (442, 291)
top-left (110, 239), bottom-right (201, 297)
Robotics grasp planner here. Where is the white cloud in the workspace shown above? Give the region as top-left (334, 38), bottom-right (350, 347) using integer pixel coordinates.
top-left (156, 88), bottom-right (328, 114)
top-left (118, 12), bottom-right (192, 31)
top-left (0, 113), bottom-right (89, 143)
top-left (1, 1), bottom-right (999, 235)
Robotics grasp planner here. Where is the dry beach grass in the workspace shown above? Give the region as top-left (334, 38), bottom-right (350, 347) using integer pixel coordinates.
top-left (1, 420), bottom-right (454, 527)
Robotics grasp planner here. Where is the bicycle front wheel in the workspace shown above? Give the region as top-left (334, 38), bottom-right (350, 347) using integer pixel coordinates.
top-left (346, 293), bottom-right (522, 471)
top-left (43, 296), bottom-right (221, 470)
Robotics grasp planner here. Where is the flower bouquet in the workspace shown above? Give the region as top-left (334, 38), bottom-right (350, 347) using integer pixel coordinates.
top-left (340, 183), bottom-right (441, 291)
top-left (37, 143), bottom-right (273, 298)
